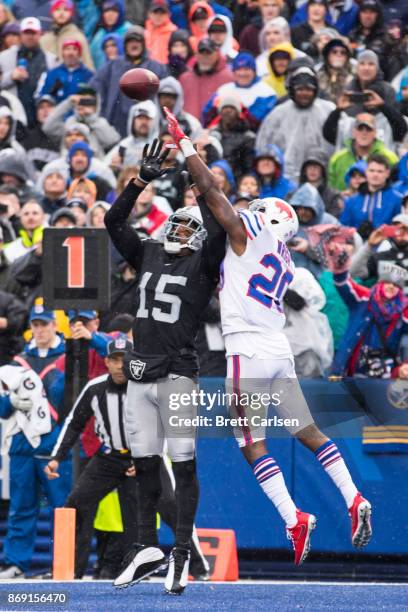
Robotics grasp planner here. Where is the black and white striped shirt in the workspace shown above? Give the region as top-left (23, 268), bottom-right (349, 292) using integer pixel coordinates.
top-left (52, 374), bottom-right (128, 462)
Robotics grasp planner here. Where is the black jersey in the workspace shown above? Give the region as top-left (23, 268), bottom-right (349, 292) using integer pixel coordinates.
top-left (105, 181), bottom-right (226, 378)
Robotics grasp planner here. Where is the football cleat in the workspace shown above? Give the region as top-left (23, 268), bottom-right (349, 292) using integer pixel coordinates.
top-left (287, 510), bottom-right (317, 565)
top-left (349, 492), bottom-right (372, 548)
top-left (164, 547), bottom-right (190, 595)
top-left (113, 545), bottom-right (166, 588)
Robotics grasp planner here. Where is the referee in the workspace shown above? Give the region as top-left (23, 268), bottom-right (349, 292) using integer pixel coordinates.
top-left (45, 337), bottom-right (137, 578)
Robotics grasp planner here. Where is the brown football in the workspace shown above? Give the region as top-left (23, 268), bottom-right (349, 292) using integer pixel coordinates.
top-left (119, 68), bottom-right (160, 101)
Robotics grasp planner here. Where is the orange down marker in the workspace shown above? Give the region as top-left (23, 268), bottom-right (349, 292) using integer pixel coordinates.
top-left (53, 508), bottom-right (76, 580)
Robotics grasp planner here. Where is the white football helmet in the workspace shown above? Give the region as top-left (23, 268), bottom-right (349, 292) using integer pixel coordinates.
top-left (163, 206), bottom-right (208, 254)
top-left (249, 197), bottom-right (299, 243)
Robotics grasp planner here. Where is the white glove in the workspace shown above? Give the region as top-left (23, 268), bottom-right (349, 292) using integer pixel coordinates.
top-left (10, 391), bottom-right (33, 412)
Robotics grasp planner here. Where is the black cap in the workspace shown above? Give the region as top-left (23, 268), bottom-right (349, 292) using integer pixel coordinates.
top-left (50, 207), bottom-right (76, 226)
top-left (192, 7), bottom-right (208, 21)
top-left (197, 38), bottom-right (217, 53)
top-left (360, 0), bottom-right (380, 11)
top-left (208, 17), bottom-right (227, 33)
top-left (107, 336), bottom-right (133, 356)
top-left (66, 197), bottom-right (87, 213)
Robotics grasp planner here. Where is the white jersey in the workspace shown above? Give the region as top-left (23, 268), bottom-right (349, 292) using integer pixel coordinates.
top-left (219, 209), bottom-right (295, 359)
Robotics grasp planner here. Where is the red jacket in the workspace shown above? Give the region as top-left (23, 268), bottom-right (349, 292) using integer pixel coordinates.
top-left (144, 16), bottom-right (177, 64)
top-left (180, 55), bottom-right (234, 120)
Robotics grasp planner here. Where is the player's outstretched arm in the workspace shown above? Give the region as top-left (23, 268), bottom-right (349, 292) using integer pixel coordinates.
top-left (105, 140), bottom-right (172, 266)
top-left (164, 107), bottom-right (246, 254)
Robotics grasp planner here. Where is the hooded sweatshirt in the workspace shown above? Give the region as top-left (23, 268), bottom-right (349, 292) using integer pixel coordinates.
top-left (256, 92), bottom-right (335, 183)
top-left (289, 183), bottom-right (338, 277)
top-left (256, 17), bottom-right (305, 77)
top-left (328, 138), bottom-right (399, 191)
top-left (255, 144), bottom-right (296, 200)
top-left (263, 42), bottom-right (296, 98)
top-left (101, 33), bottom-right (124, 64)
top-left (341, 182), bottom-right (402, 229)
top-left (105, 100), bottom-right (159, 168)
top-left (0, 106), bottom-right (25, 155)
top-left (206, 14), bottom-right (239, 61)
top-left (180, 51), bottom-right (234, 120)
top-left (154, 76), bottom-right (203, 141)
top-left (145, 9), bottom-right (177, 64)
top-left (89, 26), bottom-right (168, 138)
top-left (188, 1), bottom-right (215, 53)
top-left (209, 158), bottom-right (236, 194)
top-left (394, 152), bottom-right (408, 195)
top-left (42, 92), bottom-right (120, 159)
top-left (40, 18), bottom-right (95, 71)
top-left (90, 0), bottom-right (132, 70)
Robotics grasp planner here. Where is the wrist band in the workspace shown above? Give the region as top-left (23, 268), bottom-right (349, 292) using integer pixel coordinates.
top-left (179, 138), bottom-right (196, 158)
top-left (136, 174), bottom-right (148, 185)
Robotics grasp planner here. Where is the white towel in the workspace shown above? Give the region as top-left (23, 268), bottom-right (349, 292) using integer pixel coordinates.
top-left (0, 365), bottom-right (51, 452)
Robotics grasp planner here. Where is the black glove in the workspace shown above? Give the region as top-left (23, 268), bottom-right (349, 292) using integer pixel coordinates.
top-left (138, 139), bottom-right (173, 184)
top-left (284, 289), bottom-right (306, 311)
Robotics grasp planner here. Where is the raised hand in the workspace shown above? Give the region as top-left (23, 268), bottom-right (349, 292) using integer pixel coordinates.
top-left (163, 106), bottom-right (187, 146)
top-left (138, 139), bottom-right (173, 184)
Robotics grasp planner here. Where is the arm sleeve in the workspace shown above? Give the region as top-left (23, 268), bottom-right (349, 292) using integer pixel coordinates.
top-left (104, 180), bottom-right (146, 268)
top-left (90, 331), bottom-right (111, 357)
top-left (349, 242), bottom-right (373, 278)
top-left (323, 108), bottom-right (342, 145)
top-left (51, 384), bottom-right (93, 462)
top-left (333, 271), bottom-right (370, 308)
top-left (381, 104), bottom-right (408, 142)
top-left (198, 195), bottom-right (226, 277)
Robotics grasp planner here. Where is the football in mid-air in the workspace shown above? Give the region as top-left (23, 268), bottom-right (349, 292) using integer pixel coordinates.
top-left (119, 68), bottom-right (160, 101)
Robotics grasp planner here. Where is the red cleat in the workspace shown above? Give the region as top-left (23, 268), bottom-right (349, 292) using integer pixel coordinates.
top-left (287, 510), bottom-right (316, 565)
top-left (349, 492), bottom-right (372, 548)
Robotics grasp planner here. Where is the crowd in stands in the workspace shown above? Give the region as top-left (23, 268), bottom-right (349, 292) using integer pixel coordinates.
top-left (0, 0), bottom-right (406, 580)
top-left (0, 0), bottom-right (403, 379)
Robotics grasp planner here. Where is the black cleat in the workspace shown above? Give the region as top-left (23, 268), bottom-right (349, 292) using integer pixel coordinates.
top-left (113, 545), bottom-right (166, 588)
top-left (164, 547), bottom-right (190, 595)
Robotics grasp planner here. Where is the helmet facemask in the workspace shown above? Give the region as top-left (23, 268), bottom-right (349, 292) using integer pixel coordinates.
top-left (163, 209), bottom-right (208, 254)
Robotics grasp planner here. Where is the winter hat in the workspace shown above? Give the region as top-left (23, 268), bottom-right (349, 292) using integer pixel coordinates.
top-left (62, 39), bottom-right (82, 54)
top-left (1, 23), bottom-right (20, 37)
top-left (289, 66), bottom-right (318, 91)
top-left (50, 207), bottom-right (76, 226)
top-left (67, 177), bottom-right (97, 203)
top-left (218, 94), bottom-right (241, 114)
top-left (124, 26), bottom-right (145, 44)
top-left (377, 262), bottom-right (408, 289)
top-left (68, 141), bottom-right (94, 163)
top-left (41, 162), bottom-right (69, 183)
top-left (151, 0), bottom-right (169, 12)
top-left (357, 49), bottom-right (379, 68)
top-left (232, 52), bottom-right (256, 73)
top-left (66, 197), bottom-right (88, 213)
top-left (64, 122), bottom-right (91, 139)
top-left (50, 0), bottom-right (74, 13)
top-left (209, 159), bottom-right (236, 191)
top-left (344, 160), bottom-right (367, 186)
top-left (322, 38), bottom-right (350, 58)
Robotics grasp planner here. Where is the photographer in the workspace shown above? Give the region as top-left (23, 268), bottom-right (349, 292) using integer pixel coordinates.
top-left (323, 50), bottom-right (407, 151)
top-left (350, 215), bottom-right (408, 295)
top-left (43, 85), bottom-right (120, 159)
